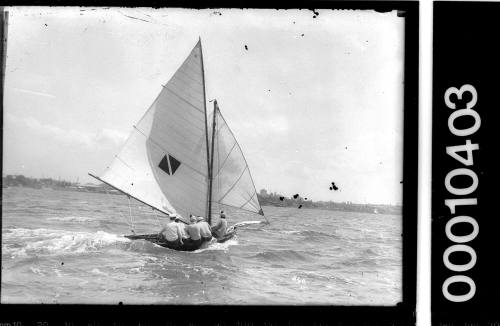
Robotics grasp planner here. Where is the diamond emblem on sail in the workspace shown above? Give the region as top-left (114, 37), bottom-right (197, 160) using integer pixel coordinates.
top-left (158, 154), bottom-right (181, 175)
top-left (90, 40), bottom-right (265, 224)
top-left (169, 154), bottom-right (181, 174)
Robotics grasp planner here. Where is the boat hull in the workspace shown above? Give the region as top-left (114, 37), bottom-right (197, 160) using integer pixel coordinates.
top-left (215, 230), bottom-right (236, 243)
top-left (124, 231), bottom-right (236, 251)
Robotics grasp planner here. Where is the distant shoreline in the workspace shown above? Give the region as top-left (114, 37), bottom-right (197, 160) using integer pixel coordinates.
top-left (3, 174), bottom-right (402, 216)
top-left (2, 174), bottom-right (121, 195)
top-left (257, 192), bottom-right (401, 216)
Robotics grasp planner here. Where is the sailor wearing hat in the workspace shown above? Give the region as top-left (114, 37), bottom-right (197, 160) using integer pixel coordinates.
top-left (185, 214), bottom-right (202, 247)
top-left (197, 216), bottom-right (213, 242)
top-left (211, 210), bottom-right (228, 239)
top-left (175, 215), bottom-right (191, 245)
top-left (160, 213), bottom-right (183, 247)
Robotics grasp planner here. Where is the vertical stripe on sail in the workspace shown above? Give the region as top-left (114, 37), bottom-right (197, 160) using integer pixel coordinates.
top-left (99, 41), bottom-right (209, 220)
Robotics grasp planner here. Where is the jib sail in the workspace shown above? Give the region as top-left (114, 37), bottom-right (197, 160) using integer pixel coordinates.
top-left (209, 102), bottom-right (264, 216)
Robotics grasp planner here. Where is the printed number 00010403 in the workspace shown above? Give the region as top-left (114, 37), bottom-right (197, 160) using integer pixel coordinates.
top-left (442, 84), bottom-right (480, 303)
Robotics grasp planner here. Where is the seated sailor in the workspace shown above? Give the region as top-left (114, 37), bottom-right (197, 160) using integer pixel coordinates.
top-left (211, 211), bottom-right (228, 239)
top-left (160, 213), bottom-right (182, 247)
top-left (175, 216), bottom-right (191, 245)
top-left (197, 216), bottom-right (212, 242)
top-left (185, 215), bottom-right (202, 247)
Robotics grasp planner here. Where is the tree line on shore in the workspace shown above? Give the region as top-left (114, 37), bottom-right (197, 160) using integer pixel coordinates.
top-left (257, 189), bottom-right (401, 215)
top-left (2, 174), bottom-right (118, 194)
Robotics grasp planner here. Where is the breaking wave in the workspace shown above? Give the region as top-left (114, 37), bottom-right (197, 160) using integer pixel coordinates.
top-left (3, 228), bottom-right (130, 257)
top-left (47, 216), bottom-right (95, 223)
top-left (192, 239), bottom-right (239, 253)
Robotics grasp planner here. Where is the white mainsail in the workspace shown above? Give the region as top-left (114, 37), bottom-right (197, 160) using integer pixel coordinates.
top-left (96, 40), bottom-right (209, 220)
top-left (92, 39), bottom-right (265, 228)
top-left (210, 103), bottom-right (264, 216)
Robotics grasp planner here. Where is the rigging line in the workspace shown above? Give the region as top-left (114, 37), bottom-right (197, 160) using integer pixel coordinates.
top-left (115, 155), bottom-right (134, 170)
top-left (132, 126), bottom-right (206, 177)
top-left (216, 111), bottom-right (264, 212)
top-left (212, 201), bottom-right (264, 216)
top-left (88, 173), bottom-right (171, 218)
top-left (127, 196), bottom-right (135, 233)
top-left (262, 213), bottom-right (270, 224)
top-left (212, 140), bottom-right (237, 179)
top-left (103, 186), bottom-right (132, 230)
top-left (152, 208), bottom-right (162, 228)
top-left (239, 192), bottom-right (256, 209)
top-left (217, 166), bottom-right (248, 203)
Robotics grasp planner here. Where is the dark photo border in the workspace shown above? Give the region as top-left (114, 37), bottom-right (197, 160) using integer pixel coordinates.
top-left (432, 2), bottom-right (500, 325)
top-left (0, 2), bottom-right (418, 325)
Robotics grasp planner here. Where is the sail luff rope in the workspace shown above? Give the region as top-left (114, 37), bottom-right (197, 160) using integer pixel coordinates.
top-left (152, 208), bottom-right (162, 228)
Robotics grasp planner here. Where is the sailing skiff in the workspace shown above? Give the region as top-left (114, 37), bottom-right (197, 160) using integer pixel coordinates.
top-left (89, 39), bottom-right (267, 251)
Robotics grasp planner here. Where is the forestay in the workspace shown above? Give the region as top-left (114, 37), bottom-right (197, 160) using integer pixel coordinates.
top-left (98, 41), bottom-right (209, 221)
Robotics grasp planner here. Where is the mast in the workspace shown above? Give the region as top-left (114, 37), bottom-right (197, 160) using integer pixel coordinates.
top-left (1, 10), bottom-right (8, 93)
top-left (199, 38), bottom-right (211, 221)
top-left (207, 100), bottom-right (218, 226)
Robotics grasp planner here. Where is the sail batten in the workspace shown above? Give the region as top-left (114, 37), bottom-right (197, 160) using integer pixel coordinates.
top-left (154, 95), bottom-right (206, 131)
top-left (163, 87), bottom-right (205, 114)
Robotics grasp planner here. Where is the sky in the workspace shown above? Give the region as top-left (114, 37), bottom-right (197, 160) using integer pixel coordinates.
top-left (3, 7), bottom-right (404, 205)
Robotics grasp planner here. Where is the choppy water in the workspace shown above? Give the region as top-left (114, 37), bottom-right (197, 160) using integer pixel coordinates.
top-left (1, 187), bottom-right (401, 305)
